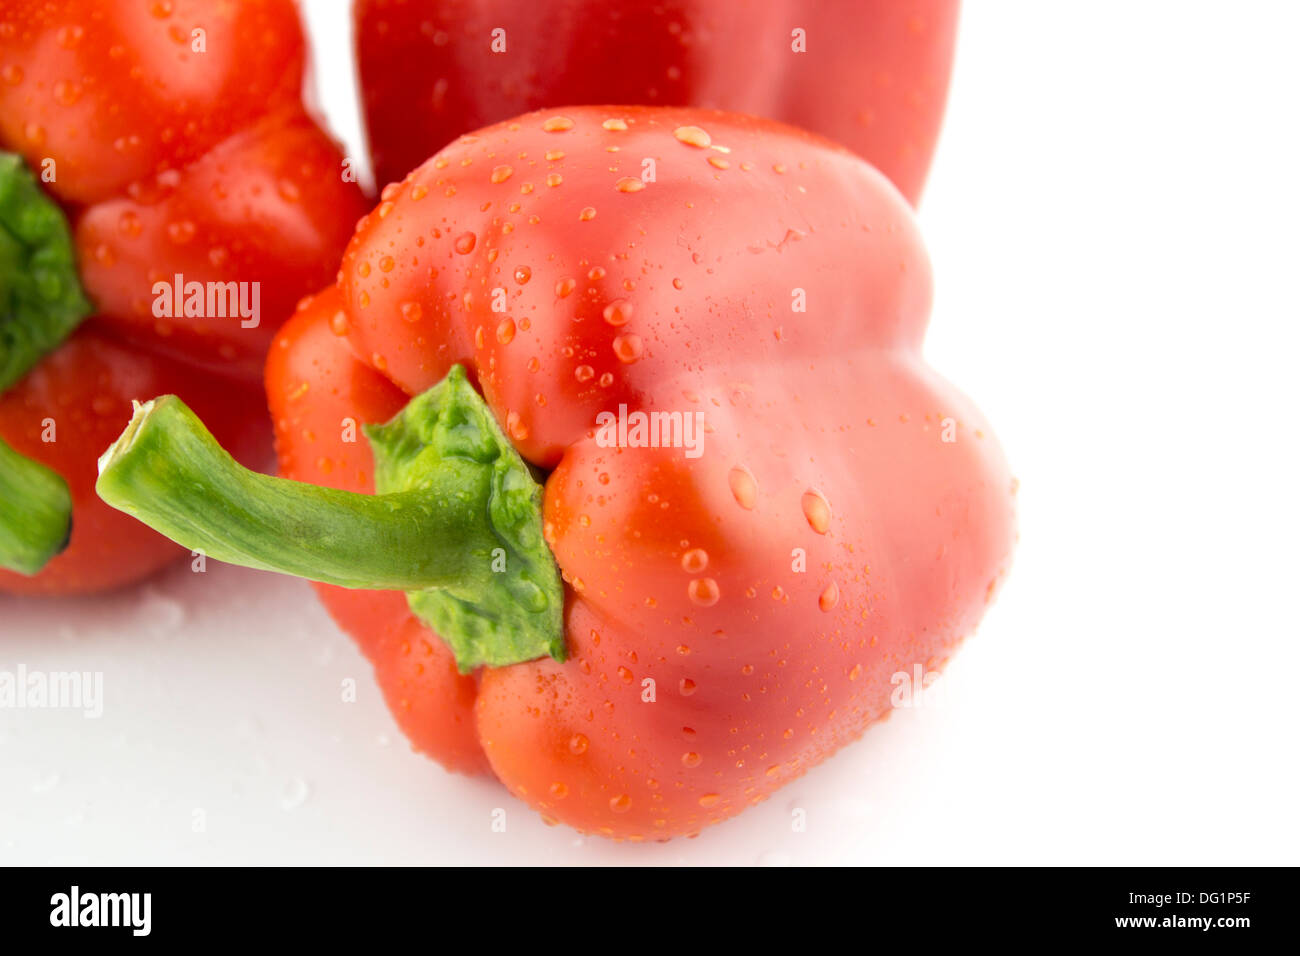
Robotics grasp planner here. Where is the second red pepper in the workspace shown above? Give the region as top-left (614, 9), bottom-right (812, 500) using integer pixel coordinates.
top-left (355, 0), bottom-right (960, 204)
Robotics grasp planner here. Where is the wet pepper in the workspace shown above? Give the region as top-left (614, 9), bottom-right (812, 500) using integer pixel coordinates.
top-left (98, 107), bottom-right (1016, 839)
top-left (356, 0), bottom-right (959, 205)
top-left (0, 0), bottom-right (367, 592)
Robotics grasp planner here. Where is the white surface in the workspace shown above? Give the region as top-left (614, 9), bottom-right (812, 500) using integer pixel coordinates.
top-left (2, 1), bottom-right (1298, 865)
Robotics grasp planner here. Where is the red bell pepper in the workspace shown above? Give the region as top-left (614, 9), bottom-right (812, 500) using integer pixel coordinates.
top-left (0, 0), bottom-right (367, 592)
top-left (97, 106), bottom-right (1015, 839)
top-left (356, 0), bottom-right (959, 205)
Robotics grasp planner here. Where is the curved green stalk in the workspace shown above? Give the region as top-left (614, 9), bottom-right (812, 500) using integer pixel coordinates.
top-left (96, 366), bottom-right (564, 673)
top-left (0, 436), bottom-right (72, 575)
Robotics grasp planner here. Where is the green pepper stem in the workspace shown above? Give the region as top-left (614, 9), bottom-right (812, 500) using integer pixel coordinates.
top-left (0, 435), bottom-right (71, 575)
top-left (96, 369), bottom-right (564, 672)
top-left (97, 396), bottom-right (500, 591)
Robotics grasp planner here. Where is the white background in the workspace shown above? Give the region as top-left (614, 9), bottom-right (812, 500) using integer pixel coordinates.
top-left (2, 1), bottom-right (1297, 865)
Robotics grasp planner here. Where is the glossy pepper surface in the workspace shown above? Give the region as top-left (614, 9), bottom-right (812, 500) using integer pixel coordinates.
top-left (0, 0), bottom-right (367, 593)
top-left (356, 0), bottom-right (959, 205)
top-left (101, 107), bottom-right (1015, 839)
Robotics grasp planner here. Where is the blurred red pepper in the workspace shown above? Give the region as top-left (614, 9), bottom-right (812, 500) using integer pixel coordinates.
top-left (0, 0), bottom-right (367, 593)
top-left (355, 0), bottom-right (959, 204)
top-left (99, 106), bottom-right (1016, 839)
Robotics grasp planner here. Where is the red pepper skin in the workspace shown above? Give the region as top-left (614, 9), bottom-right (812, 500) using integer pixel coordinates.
top-left (270, 107), bottom-right (1015, 839)
top-left (0, 0), bottom-right (368, 594)
top-left (75, 111), bottom-right (363, 380)
top-left (355, 0), bottom-right (959, 204)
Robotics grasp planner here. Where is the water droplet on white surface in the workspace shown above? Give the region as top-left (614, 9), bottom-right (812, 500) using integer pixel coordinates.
top-left (281, 777), bottom-right (310, 811)
top-left (138, 587), bottom-right (185, 635)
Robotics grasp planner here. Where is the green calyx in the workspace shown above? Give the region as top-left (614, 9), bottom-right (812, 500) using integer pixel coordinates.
top-left (95, 365), bottom-right (564, 673)
top-left (0, 436), bottom-right (72, 576)
top-left (367, 364), bottom-right (563, 672)
top-left (0, 150), bottom-right (92, 392)
top-left (0, 150), bottom-right (88, 575)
